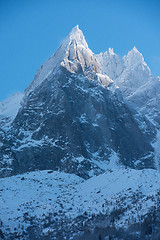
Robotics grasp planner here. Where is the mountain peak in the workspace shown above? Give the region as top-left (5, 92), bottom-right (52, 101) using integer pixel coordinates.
top-left (132, 46), bottom-right (139, 52)
top-left (63, 25), bottom-right (88, 49)
top-left (108, 48), bottom-right (115, 55)
top-left (58, 25), bottom-right (99, 73)
top-left (128, 46), bottom-right (143, 57)
top-left (69, 25), bottom-right (80, 34)
top-left (25, 26), bottom-right (99, 96)
top-left (123, 46), bottom-right (144, 67)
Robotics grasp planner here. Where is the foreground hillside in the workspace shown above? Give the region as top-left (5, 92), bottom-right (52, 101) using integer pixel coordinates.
top-left (0, 168), bottom-right (160, 239)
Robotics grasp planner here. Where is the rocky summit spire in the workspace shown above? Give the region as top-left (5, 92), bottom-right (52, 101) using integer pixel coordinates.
top-left (63, 25), bottom-right (89, 49)
top-left (59, 25), bottom-right (99, 74)
top-left (25, 26), bottom-right (100, 96)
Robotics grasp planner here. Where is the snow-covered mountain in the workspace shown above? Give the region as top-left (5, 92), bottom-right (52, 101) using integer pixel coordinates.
top-left (0, 26), bottom-right (160, 239)
top-left (0, 25), bottom-right (155, 179)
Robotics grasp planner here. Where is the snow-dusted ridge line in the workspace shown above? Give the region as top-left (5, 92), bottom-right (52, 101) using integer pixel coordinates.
top-left (24, 25), bottom-right (154, 97)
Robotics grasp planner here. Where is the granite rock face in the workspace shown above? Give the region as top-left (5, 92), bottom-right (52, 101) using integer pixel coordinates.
top-left (11, 67), bottom-right (153, 178)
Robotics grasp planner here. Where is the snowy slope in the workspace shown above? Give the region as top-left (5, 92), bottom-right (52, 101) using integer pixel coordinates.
top-left (127, 76), bottom-right (160, 125)
top-left (0, 93), bottom-right (23, 130)
top-left (0, 168), bottom-right (160, 239)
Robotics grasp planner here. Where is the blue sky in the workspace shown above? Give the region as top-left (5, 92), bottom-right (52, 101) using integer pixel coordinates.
top-left (0, 0), bottom-right (160, 101)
